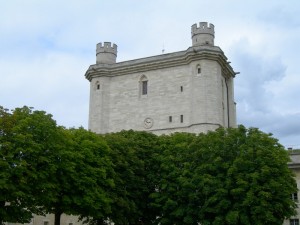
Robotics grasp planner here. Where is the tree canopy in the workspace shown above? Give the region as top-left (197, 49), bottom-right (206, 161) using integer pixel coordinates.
top-left (0, 106), bottom-right (297, 225)
top-left (151, 126), bottom-right (297, 225)
top-left (103, 130), bottom-right (161, 225)
top-left (0, 106), bottom-right (60, 224)
top-left (0, 107), bottom-right (115, 225)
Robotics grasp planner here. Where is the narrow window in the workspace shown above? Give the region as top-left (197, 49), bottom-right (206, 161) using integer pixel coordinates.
top-left (290, 219), bottom-right (299, 225)
top-left (197, 67), bottom-right (201, 74)
top-left (169, 116), bottom-right (172, 122)
top-left (44, 222), bottom-right (49, 225)
top-left (180, 115), bottom-right (183, 123)
top-left (142, 80), bottom-right (148, 95)
top-left (140, 75), bottom-right (148, 96)
top-left (95, 81), bottom-right (100, 90)
top-left (180, 86), bottom-right (183, 92)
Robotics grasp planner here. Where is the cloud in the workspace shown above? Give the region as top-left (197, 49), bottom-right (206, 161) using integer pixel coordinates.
top-left (1, 0), bottom-right (300, 147)
top-left (229, 38), bottom-right (300, 147)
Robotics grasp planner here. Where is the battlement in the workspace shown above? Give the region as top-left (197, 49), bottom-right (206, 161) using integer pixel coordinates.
top-left (96, 42), bottom-right (118, 64)
top-left (191, 22), bottom-right (215, 37)
top-left (191, 22), bottom-right (215, 46)
top-left (96, 42), bottom-right (118, 55)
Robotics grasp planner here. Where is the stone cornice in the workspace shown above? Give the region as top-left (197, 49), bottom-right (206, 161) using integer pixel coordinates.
top-left (85, 45), bottom-right (237, 81)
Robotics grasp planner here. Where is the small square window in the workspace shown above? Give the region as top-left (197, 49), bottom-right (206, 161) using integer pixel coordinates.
top-left (44, 221), bottom-right (49, 225)
top-left (292, 193), bottom-right (298, 201)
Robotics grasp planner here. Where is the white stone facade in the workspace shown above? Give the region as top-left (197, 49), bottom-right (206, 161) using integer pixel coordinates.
top-left (284, 152), bottom-right (300, 225)
top-left (85, 22), bottom-right (237, 134)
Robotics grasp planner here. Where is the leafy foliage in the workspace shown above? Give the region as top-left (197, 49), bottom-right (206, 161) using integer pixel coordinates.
top-left (0, 107), bottom-right (115, 225)
top-left (0, 106), bottom-right (297, 225)
top-left (152, 126), bottom-right (297, 225)
top-left (0, 106), bottom-right (59, 224)
top-left (103, 130), bottom-right (161, 225)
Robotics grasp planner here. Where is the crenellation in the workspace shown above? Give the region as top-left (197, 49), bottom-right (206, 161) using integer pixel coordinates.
top-left (191, 22), bottom-right (215, 46)
top-left (96, 42), bottom-right (117, 64)
top-left (96, 42), bottom-right (117, 55)
top-left (191, 22), bottom-right (215, 36)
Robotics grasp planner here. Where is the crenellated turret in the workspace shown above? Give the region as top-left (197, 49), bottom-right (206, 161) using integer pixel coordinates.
top-left (191, 22), bottom-right (215, 46)
top-left (96, 42), bottom-right (117, 64)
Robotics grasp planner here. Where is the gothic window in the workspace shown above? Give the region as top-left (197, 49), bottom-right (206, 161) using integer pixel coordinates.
top-left (140, 75), bottom-right (148, 96)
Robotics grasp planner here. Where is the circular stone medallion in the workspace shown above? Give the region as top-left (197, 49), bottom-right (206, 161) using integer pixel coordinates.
top-left (144, 118), bottom-right (153, 129)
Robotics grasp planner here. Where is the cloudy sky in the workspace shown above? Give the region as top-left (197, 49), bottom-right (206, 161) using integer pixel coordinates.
top-left (1, 0), bottom-right (299, 148)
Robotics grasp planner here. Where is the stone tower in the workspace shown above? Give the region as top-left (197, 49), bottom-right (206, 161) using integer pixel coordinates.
top-left (96, 42), bottom-right (117, 64)
top-left (85, 22), bottom-right (237, 134)
top-left (191, 22), bottom-right (214, 46)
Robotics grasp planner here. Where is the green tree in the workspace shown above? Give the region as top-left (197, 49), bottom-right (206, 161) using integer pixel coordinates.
top-left (0, 107), bottom-right (115, 225)
top-left (36, 127), bottom-right (115, 225)
top-left (0, 106), bottom-right (59, 224)
top-left (104, 130), bottom-right (160, 225)
top-left (150, 132), bottom-right (198, 225)
top-left (152, 126), bottom-right (297, 225)
top-left (193, 126), bottom-right (297, 225)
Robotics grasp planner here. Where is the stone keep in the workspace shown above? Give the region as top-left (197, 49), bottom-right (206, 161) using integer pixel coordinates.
top-left (85, 22), bottom-right (238, 134)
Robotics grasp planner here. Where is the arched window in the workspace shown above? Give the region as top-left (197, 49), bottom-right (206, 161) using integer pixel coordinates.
top-left (139, 75), bottom-right (148, 96)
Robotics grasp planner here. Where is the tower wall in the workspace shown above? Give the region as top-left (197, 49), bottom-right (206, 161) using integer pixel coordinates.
top-left (190, 60), bottom-right (224, 129)
top-left (88, 76), bottom-right (111, 133)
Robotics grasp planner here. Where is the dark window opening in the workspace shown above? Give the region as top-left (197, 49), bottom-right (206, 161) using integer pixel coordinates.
top-left (142, 80), bottom-right (148, 95)
top-left (169, 116), bottom-right (172, 122)
top-left (197, 67), bottom-right (201, 74)
top-left (97, 84), bottom-right (100, 90)
top-left (180, 115), bottom-right (183, 123)
top-left (292, 193), bottom-right (298, 201)
top-left (290, 219), bottom-right (299, 225)
top-left (180, 86), bottom-right (183, 92)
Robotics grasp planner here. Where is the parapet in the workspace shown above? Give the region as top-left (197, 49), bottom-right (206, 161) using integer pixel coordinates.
top-left (96, 42), bottom-right (118, 64)
top-left (191, 22), bottom-right (215, 46)
top-left (191, 22), bottom-right (215, 36)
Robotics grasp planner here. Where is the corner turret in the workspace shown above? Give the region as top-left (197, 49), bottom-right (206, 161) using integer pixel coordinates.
top-left (191, 22), bottom-right (214, 46)
top-left (96, 42), bottom-right (117, 64)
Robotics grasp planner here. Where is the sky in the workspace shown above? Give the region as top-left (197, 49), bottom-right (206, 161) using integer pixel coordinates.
top-left (1, 0), bottom-right (300, 148)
